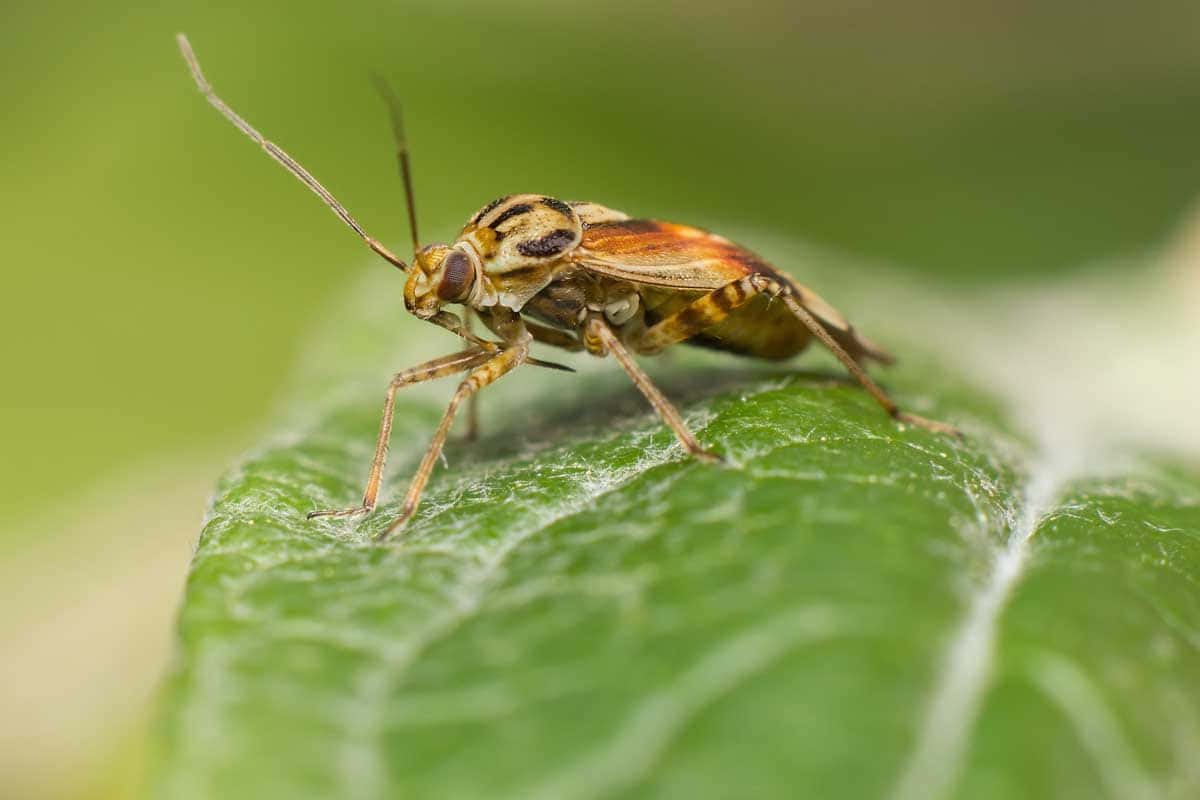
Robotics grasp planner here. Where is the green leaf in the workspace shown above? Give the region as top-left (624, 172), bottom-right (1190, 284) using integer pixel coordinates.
top-left (152, 247), bottom-right (1200, 800)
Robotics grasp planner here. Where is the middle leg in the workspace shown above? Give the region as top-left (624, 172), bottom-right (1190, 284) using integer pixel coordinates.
top-left (585, 315), bottom-right (722, 463)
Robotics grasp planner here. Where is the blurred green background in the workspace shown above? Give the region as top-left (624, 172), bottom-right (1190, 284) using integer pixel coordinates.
top-left (2, 1), bottom-right (1199, 797)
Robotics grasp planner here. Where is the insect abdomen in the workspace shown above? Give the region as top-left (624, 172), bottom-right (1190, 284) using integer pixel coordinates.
top-left (639, 286), bottom-right (812, 360)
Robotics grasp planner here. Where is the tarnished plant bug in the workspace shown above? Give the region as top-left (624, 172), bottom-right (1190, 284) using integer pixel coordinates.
top-left (177, 35), bottom-right (959, 541)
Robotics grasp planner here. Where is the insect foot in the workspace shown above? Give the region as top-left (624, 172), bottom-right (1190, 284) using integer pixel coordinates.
top-left (305, 505), bottom-right (373, 520)
top-left (374, 502), bottom-right (418, 542)
top-left (895, 411), bottom-right (963, 439)
top-left (688, 445), bottom-right (725, 464)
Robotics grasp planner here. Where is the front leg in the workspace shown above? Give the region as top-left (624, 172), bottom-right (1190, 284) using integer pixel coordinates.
top-left (463, 308), bottom-right (482, 441)
top-left (456, 312), bottom-right (579, 441)
top-left (379, 319), bottom-right (532, 540)
top-left (306, 348), bottom-right (494, 520)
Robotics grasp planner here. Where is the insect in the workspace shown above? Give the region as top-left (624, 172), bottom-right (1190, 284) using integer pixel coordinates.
top-left (177, 35), bottom-right (958, 541)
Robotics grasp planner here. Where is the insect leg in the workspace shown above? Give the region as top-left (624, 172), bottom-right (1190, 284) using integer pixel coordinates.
top-left (425, 309), bottom-right (572, 370)
top-left (378, 340), bottom-right (530, 540)
top-left (772, 287), bottom-right (961, 436)
top-left (306, 348), bottom-right (494, 521)
top-left (633, 276), bottom-right (761, 353)
top-left (464, 309), bottom-right (481, 441)
top-left (526, 320), bottom-right (584, 352)
top-left (586, 316), bottom-right (722, 463)
top-left (632, 275), bottom-right (958, 436)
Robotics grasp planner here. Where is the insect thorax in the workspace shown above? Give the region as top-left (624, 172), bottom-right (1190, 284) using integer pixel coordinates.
top-left (457, 195), bottom-right (629, 312)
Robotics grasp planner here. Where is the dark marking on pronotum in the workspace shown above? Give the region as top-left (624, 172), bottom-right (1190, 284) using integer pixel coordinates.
top-left (540, 196), bottom-right (573, 217)
top-left (488, 203), bottom-right (534, 230)
top-left (471, 196), bottom-right (509, 225)
top-left (517, 228), bottom-right (577, 257)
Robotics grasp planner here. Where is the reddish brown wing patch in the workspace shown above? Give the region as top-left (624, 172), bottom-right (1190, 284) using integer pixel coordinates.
top-left (575, 218), bottom-right (895, 366)
top-left (574, 220), bottom-right (767, 289)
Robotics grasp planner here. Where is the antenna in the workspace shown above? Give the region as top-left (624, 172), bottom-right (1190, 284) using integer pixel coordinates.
top-left (176, 34), bottom-right (408, 271)
top-left (372, 75), bottom-right (421, 254)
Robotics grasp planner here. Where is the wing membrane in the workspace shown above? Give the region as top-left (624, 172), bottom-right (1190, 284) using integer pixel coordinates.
top-left (574, 220), bottom-right (759, 289)
top-left (574, 218), bottom-right (894, 365)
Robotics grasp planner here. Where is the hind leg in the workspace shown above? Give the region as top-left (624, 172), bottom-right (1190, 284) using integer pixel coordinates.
top-left (773, 287), bottom-right (960, 436)
top-left (630, 274), bottom-right (959, 436)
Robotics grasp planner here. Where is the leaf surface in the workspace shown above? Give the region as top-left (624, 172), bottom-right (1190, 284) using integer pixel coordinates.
top-left (153, 250), bottom-right (1200, 800)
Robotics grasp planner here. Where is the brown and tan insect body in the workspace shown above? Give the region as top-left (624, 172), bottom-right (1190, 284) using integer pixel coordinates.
top-left (412, 194), bottom-right (896, 365)
top-left (177, 35), bottom-right (959, 542)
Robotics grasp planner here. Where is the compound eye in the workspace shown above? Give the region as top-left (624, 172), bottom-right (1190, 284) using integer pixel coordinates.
top-left (437, 250), bottom-right (474, 301)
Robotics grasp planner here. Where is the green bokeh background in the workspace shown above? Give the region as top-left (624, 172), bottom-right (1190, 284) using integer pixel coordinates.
top-left (4, 0), bottom-right (1200, 529)
top-left (4, 3), bottom-right (1200, 796)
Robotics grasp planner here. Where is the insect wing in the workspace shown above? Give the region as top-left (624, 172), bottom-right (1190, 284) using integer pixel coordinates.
top-left (573, 220), bottom-right (756, 289)
top-left (573, 219), bottom-right (894, 365)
